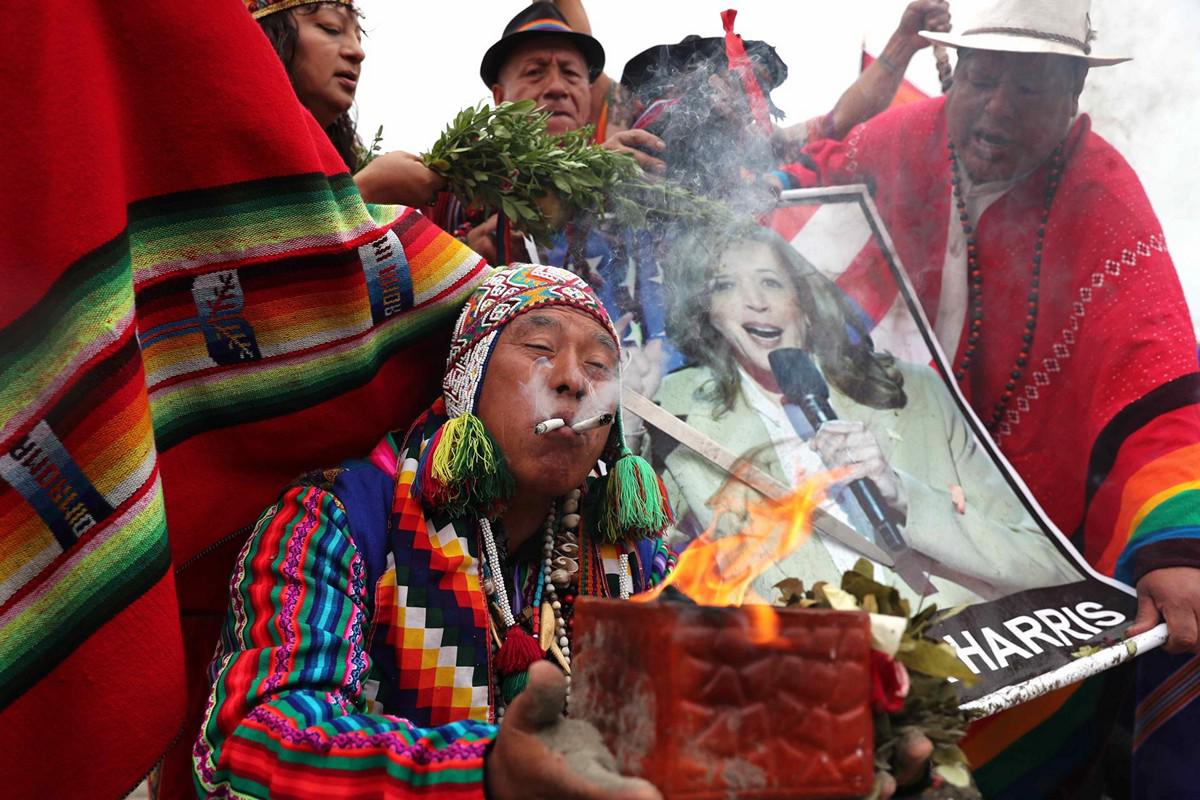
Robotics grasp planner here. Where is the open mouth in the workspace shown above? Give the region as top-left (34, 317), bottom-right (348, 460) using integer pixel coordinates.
top-left (972, 129), bottom-right (1011, 156)
top-left (335, 71), bottom-right (358, 88)
top-left (742, 323), bottom-right (783, 347)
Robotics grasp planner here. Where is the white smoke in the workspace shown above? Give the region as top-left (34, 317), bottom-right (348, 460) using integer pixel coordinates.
top-left (354, 0), bottom-right (1200, 329)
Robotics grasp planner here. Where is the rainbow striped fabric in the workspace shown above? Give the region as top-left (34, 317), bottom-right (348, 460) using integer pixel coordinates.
top-left (514, 17), bottom-right (575, 34)
top-left (193, 448), bottom-right (496, 798)
top-left (2, 183), bottom-right (486, 793)
top-left (0, 2), bottom-right (488, 796)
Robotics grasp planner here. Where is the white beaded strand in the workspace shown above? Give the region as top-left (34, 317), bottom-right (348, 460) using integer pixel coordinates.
top-left (544, 489), bottom-right (581, 699)
top-left (617, 553), bottom-right (634, 600)
top-left (483, 492), bottom-right (586, 716)
top-left (479, 517), bottom-right (515, 629)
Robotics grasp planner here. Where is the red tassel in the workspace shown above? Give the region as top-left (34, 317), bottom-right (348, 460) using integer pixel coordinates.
top-left (416, 427), bottom-right (447, 504)
top-left (721, 9), bottom-right (774, 135)
top-left (495, 626), bottom-right (544, 676)
top-left (655, 474), bottom-right (675, 525)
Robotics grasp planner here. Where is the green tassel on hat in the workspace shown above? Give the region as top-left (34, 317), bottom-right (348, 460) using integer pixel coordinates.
top-left (597, 412), bottom-right (672, 542)
top-left (420, 412), bottom-right (514, 518)
top-left (500, 670), bottom-right (530, 705)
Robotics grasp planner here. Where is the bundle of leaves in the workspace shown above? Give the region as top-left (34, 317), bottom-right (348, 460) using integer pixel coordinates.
top-left (420, 100), bottom-right (731, 245)
top-left (776, 560), bottom-right (979, 798)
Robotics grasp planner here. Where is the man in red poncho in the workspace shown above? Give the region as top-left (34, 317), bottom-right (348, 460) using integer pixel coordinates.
top-left (775, 0), bottom-right (1200, 796)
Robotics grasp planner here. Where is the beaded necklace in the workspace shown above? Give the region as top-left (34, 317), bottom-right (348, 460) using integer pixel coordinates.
top-left (479, 488), bottom-right (632, 718)
top-left (947, 140), bottom-right (1065, 433)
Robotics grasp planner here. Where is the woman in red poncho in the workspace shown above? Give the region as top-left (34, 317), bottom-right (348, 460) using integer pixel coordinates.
top-left (248, 0), bottom-right (449, 208)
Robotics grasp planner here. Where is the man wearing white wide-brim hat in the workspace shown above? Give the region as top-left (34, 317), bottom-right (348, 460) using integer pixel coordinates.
top-left (777, 0), bottom-right (1200, 796)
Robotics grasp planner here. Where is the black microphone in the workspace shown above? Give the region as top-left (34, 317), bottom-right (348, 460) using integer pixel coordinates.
top-left (768, 348), bottom-right (907, 553)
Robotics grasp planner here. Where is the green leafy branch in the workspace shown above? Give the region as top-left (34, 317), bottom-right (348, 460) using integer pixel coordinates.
top-left (355, 124), bottom-right (385, 172)
top-left (420, 100), bottom-right (730, 244)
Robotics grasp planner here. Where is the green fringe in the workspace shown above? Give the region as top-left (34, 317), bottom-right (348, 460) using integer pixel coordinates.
top-left (598, 450), bottom-right (671, 543)
top-left (500, 670), bottom-right (529, 705)
top-left (432, 413), bottom-right (514, 518)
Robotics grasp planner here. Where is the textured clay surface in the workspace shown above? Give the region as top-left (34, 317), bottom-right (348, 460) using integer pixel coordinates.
top-left (572, 599), bottom-right (873, 799)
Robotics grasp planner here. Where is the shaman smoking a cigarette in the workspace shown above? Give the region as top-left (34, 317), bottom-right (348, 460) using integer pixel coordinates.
top-left (9, 0), bottom-right (1200, 798)
top-left (534, 412), bottom-right (614, 435)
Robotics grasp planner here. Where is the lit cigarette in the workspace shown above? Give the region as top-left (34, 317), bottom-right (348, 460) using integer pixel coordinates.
top-left (534, 418), bottom-right (566, 435)
top-left (571, 412), bottom-right (614, 433)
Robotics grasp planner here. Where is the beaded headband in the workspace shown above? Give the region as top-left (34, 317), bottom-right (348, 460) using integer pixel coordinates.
top-left (245, 0), bottom-right (353, 20)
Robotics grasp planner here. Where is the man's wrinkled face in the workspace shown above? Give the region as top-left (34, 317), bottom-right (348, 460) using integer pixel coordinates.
top-left (476, 307), bottom-right (617, 500)
top-left (946, 50), bottom-right (1085, 183)
top-left (492, 37), bottom-right (591, 135)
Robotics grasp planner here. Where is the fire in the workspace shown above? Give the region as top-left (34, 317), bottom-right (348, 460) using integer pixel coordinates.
top-left (632, 465), bottom-right (847, 644)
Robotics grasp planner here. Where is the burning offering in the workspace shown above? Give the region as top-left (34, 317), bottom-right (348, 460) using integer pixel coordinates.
top-left (572, 469), bottom-right (878, 798)
top-left (571, 598), bottom-right (874, 799)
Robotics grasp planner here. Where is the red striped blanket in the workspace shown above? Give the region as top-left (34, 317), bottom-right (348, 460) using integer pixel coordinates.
top-left (0, 2), bottom-right (488, 796)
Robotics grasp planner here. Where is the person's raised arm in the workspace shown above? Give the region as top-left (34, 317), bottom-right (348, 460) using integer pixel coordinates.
top-left (354, 150), bottom-right (447, 207)
top-left (774, 0), bottom-right (949, 156)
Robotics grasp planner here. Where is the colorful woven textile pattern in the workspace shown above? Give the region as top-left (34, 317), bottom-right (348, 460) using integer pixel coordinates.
top-left (791, 96), bottom-right (1200, 799)
top-left (373, 404), bottom-right (671, 726)
top-left (196, 425), bottom-right (672, 796)
top-left (194, 448), bottom-right (494, 798)
top-left (380, 412), bottom-right (493, 725)
top-left (0, 2), bottom-right (487, 796)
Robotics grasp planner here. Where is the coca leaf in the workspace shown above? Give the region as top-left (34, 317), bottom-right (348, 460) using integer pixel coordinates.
top-left (841, 570), bottom-right (909, 618)
top-left (897, 640), bottom-right (979, 686)
top-left (421, 101), bottom-right (731, 244)
top-left (773, 577), bottom-right (806, 607)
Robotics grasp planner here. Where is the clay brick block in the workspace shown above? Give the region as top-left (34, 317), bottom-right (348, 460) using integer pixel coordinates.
top-left (571, 598), bottom-right (873, 799)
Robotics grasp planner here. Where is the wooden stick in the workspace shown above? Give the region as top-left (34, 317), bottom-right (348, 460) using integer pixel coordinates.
top-left (959, 623), bottom-right (1168, 718)
top-left (621, 388), bottom-right (896, 567)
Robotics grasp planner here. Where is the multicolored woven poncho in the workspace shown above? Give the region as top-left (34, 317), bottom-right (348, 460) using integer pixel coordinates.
top-left (0, 2), bottom-right (489, 797)
top-left (194, 265), bottom-right (674, 797)
top-left (192, 426), bottom-right (673, 796)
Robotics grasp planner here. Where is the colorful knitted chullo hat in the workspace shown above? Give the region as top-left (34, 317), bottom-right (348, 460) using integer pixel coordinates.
top-left (415, 264), bottom-right (671, 542)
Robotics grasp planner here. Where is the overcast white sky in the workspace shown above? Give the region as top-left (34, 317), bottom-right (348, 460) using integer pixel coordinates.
top-left (353, 0), bottom-right (1200, 323)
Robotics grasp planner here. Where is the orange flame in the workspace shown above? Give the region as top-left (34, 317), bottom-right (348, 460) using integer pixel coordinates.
top-left (633, 464), bottom-right (848, 644)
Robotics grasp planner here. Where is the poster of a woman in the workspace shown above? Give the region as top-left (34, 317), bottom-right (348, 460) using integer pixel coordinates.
top-left (644, 223), bottom-right (1080, 609)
